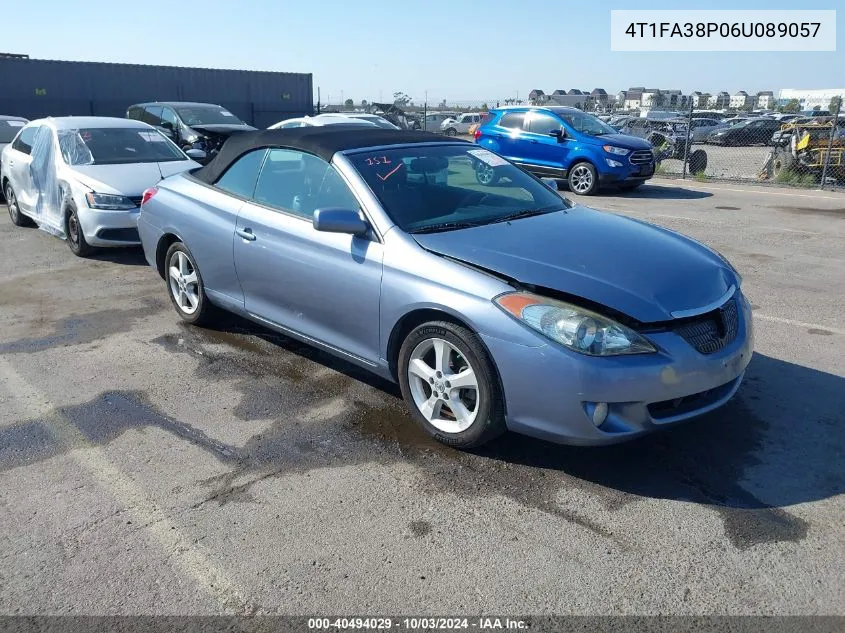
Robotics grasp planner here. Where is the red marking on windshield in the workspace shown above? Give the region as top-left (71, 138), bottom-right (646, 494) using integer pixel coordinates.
top-left (377, 163), bottom-right (403, 181)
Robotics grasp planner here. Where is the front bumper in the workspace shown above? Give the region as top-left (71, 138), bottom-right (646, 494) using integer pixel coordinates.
top-left (77, 205), bottom-right (142, 247)
top-left (598, 159), bottom-right (655, 186)
top-left (480, 291), bottom-right (754, 446)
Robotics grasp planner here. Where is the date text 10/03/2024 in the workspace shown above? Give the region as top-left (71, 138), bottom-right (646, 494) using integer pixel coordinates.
top-left (307, 617), bottom-right (528, 630)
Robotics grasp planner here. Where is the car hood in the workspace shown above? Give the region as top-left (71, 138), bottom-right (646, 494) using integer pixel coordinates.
top-left (69, 161), bottom-right (199, 196)
top-left (583, 132), bottom-right (652, 150)
top-left (189, 124), bottom-right (256, 135)
top-left (413, 206), bottom-right (737, 323)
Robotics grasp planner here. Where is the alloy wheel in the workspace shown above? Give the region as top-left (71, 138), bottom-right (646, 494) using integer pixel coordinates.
top-left (6, 186), bottom-right (19, 222)
top-left (67, 211), bottom-right (80, 247)
top-left (476, 163), bottom-right (495, 185)
top-left (407, 337), bottom-right (479, 434)
top-left (168, 251), bottom-right (200, 315)
top-left (570, 165), bottom-right (593, 194)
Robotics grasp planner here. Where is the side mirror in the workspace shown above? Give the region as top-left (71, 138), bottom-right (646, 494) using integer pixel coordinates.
top-left (541, 177), bottom-right (559, 191)
top-left (160, 121), bottom-right (174, 130)
top-left (313, 208), bottom-right (369, 236)
top-left (548, 128), bottom-right (566, 142)
top-left (185, 148), bottom-right (207, 161)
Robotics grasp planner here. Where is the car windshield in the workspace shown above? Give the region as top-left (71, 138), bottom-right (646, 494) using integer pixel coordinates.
top-left (175, 106), bottom-right (245, 126)
top-left (347, 144), bottom-right (569, 233)
top-left (558, 112), bottom-right (616, 136)
top-left (58, 127), bottom-right (186, 166)
top-left (0, 120), bottom-right (26, 143)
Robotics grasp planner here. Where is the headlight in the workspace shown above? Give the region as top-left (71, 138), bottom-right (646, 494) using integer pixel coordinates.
top-left (495, 292), bottom-right (656, 356)
top-left (603, 145), bottom-right (630, 156)
top-left (85, 192), bottom-right (137, 210)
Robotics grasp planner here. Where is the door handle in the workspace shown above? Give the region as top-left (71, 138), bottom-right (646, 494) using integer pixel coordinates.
top-left (236, 228), bottom-right (256, 241)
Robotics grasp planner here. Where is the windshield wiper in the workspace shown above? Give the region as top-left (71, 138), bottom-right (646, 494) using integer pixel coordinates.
top-left (488, 207), bottom-right (562, 224)
top-left (410, 221), bottom-right (480, 234)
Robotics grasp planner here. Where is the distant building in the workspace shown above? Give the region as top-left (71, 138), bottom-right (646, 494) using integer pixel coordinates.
top-left (709, 91), bottom-right (730, 108)
top-left (729, 91), bottom-right (750, 109)
top-left (756, 91), bottom-right (775, 109)
top-left (528, 89), bottom-right (547, 104)
top-left (624, 91), bottom-right (643, 110)
top-left (691, 92), bottom-right (711, 108)
top-left (777, 88), bottom-right (845, 110)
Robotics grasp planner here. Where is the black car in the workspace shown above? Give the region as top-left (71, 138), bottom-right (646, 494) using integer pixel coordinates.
top-left (126, 102), bottom-right (256, 158)
top-left (707, 118), bottom-right (781, 146)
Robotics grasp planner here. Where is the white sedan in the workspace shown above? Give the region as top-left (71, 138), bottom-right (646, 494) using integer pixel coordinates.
top-left (1, 117), bottom-right (201, 257)
top-left (268, 113), bottom-right (398, 129)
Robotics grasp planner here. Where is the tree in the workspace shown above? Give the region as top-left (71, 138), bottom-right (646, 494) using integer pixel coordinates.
top-left (650, 92), bottom-right (666, 109)
top-left (344, 98), bottom-right (354, 108)
top-left (830, 96), bottom-right (843, 114)
top-left (360, 99), bottom-right (368, 108)
top-left (480, 103), bottom-right (488, 111)
top-left (393, 92), bottom-right (411, 107)
top-left (779, 99), bottom-right (801, 113)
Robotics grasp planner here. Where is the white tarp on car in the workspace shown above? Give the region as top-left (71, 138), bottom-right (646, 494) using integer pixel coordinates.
top-left (29, 126), bottom-right (65, 236)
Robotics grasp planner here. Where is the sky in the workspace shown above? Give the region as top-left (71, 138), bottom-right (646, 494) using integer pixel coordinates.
top-left (3, 0), bottom-right (841, 104)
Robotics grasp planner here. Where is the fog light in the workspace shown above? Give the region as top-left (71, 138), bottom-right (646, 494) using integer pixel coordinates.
top-left (592, 402), bottom-right (609, 427)
top-left (605, 158), bottom-right (623, 168)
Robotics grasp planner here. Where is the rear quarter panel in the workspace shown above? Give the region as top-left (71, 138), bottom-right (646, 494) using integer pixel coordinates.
top-left (140, 173), bottom-right (245, 307)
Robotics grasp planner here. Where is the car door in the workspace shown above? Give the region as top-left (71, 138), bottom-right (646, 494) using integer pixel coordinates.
top-left (5, 124), bottom-right (39, 214)
top-left (233, 148), bottom-right (383, 365)
top-left (520, 111), bottom-right (569, 172)
top-left (159, 107), bottom-right (181, 145)
top-left (489, 111), bottom-right (527, 160)
top-left (193, 148), bottom-right (268, 307)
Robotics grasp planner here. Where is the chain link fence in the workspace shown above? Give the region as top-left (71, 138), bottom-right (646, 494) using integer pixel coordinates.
top-left (317, 95), bottom-right (844, 190)
top-left (609, 97), bottom-right (844, 190)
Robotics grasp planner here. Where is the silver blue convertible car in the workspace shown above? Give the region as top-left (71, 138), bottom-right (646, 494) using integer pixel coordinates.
top-left (138, 127), bottom-right (753, 448)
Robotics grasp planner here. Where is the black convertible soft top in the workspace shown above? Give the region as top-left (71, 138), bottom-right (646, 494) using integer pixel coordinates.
top-left (193, 126), bottom-right (467, 184)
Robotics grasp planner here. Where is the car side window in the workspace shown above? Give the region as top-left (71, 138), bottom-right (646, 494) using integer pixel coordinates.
top-left (527, 113), bottom-right (563, 135)
top-left (142, 106), bottom-right (163, 127)
top-left (12, 125), bottom-right (39, 155)
top-left (499, 112), bottom-right (525, 129)
top-left (253, 149), bottom-right (358, 220)
top-left (215, 149), bottom-right (268, 198)
top-left (127, 106), bottom-right (143, 121)
top-left (161, 108), bottom-right (179, 129)
top-left (278, 120), bottom-right (302, 128)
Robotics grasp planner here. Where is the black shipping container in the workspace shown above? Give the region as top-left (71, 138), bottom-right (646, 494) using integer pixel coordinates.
top-left (0, 58), bottom-right (313, 128)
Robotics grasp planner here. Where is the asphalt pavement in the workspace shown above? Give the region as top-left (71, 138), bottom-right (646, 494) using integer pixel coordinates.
top-left (0, 179), bottom-right (842, 616)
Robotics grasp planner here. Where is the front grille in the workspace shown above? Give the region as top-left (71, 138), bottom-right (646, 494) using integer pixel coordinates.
top-left (96, 228), bottom-right (140, 242)
top-left (647, 376), bottom-right (740, 420)
top-left (629, 150), bottom-right (654, 165)
top-left (128, 196), bottom-right (143, 207)
top-left (674, 298), bottom-right (739, 354)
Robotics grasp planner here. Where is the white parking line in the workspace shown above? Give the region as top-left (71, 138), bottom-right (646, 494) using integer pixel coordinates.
top-left (753, 313), bottom-right (844, 335)
top-left (0, 358), bottom-right (259, 614)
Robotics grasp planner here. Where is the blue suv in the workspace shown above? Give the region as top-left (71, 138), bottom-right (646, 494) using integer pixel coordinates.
top-left (475, 106), bottom-right (655, 195)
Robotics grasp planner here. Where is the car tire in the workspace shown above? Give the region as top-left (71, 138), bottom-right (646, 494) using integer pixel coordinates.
top-left (164, 241), bottom-right (215, 326)
top-left (474, 161), bottom-right (500, 186)
top-left (5, 182), bottom-right (36, 227)
top-left (444, 128), bottom-right (457, 137)
top-left (65, 203), bottom-right (96, 257)
top-left (398, 320), bottom-right (506, 449)
top-left (567, 161), bottom-right (599, 195)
